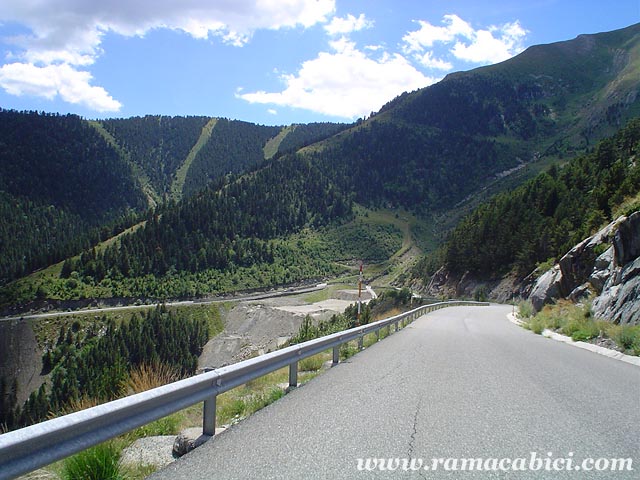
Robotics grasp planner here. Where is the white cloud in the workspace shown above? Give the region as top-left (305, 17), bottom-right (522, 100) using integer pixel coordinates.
top-left (452, 21), bottom-right (527, 63)
top-left (403, 15), bottom-right (474, 52)
top-left (324, 13), bottom-right (373, 36)
top-left (0, 63), bottom-right (122, 111)
top-left (238, 38), bottom-right (436, 119)
top-left (0, 0), bottom-right (335, 111)
top-left (417, 52), bottom-right (453, 71)
top-left (267, 108), bottom-right (278, 115)
top-left (402, 14), bottom-right (527, 66)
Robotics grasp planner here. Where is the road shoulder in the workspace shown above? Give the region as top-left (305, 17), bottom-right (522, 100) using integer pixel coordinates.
top-left (507, 312), bottom-right (640, 367)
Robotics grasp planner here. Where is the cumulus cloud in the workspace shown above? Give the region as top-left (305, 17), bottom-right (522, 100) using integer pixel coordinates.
top-left (402, 14), bottom-right (527, 66)
top-left (238, 37), bottom-right (436, 119)
top-left (0, 0), bottom-right (335, 111)
top-left (452, 21), bottom-right (527, 63)
top-left (403, 14), bottom-right (474, 52)
top-left (324, 13), bottom-right (373, 36)
top-left (417, 52), bottom-right (453, 71)
top-left (0, 63), bottom-right (122, 111)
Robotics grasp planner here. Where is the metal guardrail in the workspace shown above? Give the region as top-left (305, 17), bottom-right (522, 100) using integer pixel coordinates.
top-left (0, 300), bottom-right (488, 479)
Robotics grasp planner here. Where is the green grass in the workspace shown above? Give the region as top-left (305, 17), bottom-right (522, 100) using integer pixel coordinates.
top-left (339, 341), bottom-right (359, 360)
top-left (263, 125), bottom-right (293, 159)
top-left (61, 441), bottom-right (124, 480)
top-left (299, 353), bottom-right (326, 372)
top-left (610, 325), bottom-right (640, 353)
top-left (128, 415), bottom-right (181, 439)
top-left (170, 118), bottom-right (218, 201)
top-left (301, 283), bottom-right (351, 304)
top-left (524, 300), bottom-right (640, 355)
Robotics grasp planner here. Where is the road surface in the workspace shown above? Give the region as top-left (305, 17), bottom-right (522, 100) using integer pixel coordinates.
top-left (0, 284), bottom-right (328, 323)
top-left (150, 305), bottom-right (640, 479)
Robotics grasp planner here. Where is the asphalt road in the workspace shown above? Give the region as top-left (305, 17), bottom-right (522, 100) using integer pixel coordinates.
top-left (0, 284), bottom-right (328, 323)
top-left (150, 305), bottom-right (640, 479)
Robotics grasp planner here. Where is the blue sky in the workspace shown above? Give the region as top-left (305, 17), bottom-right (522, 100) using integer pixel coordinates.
top-left (0, 1), bottom-right (638, 125)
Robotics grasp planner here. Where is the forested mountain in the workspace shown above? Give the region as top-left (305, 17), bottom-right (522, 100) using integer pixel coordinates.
top-left (0, 110), bottom-right (147, 284)
top-left (99, 115), bottom-right (211, 199)
top-left (298, 23), bottom-right (640, 216)
top-left (274, 122), bottom-right (349, 155)
top-left (182, 120), bottom-right (281, 196)
top-left (67, 153), bottom-right (351, 283)
top-left (0, 111), bottom-right (146, 220)
top-left (0, 111), bottom-right (348, 286)
top-left (1, 23), bottom-right (639, 304)
top-left (414, 117), bottom-right (640, 284)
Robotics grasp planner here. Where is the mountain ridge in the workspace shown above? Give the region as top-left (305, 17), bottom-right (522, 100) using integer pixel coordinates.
top-left (1, 22), bottom-right (639, 305)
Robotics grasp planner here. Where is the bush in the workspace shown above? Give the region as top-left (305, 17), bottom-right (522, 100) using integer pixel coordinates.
top-left (122, 362), bottom-right (181, 395)
top-left (131, 415), bottom-right (180, 438)
top-left (246, 388), bottom-right (284, 413)
top-left (526, 317), bottom-right (545, 335)
top-left (61, 442), bottom-right (123, 480)
top-left (570, 324), bottom-right (600, 342)
top-left (518, 300), bottom-right (535, 320)
top-left (299, 355), bottom-right (325, 372)
top-left (340, 342), bottom-right (358, 360)
top-left (612, 325), bottom-right (640, 351)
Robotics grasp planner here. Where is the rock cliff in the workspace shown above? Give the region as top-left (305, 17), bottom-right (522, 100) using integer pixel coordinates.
top-left (528, 211), bottom-right (640, 325)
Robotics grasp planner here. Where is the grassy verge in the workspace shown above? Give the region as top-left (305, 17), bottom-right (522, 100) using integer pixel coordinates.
top-left (520, 300), bottom-right (640, 355)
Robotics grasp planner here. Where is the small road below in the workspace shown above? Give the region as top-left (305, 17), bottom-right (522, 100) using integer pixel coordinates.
top-left (150, 305), bottom-right (640, 479)
top-left (0, 284), bottom-right (328, 323)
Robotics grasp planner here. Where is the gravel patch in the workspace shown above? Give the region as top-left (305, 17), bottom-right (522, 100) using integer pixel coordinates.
top-left (120, 436), bottom-right (176, 469)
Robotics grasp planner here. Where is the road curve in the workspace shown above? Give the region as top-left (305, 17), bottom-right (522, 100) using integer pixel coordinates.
top-left (150, 305), bottom-right (640, 479)
top-left (0, 284), bottom-right (328, 323)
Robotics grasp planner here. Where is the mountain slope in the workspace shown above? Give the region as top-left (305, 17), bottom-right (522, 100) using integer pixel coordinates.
top-left (0, 110), bottom-right (147, 284)
top-left (99, 115), bottom-right (211, 199)
top-left (415, 117), bottom-right (640, 299)
top-left (182, 119), bottom-right (281, 197)
top-left (299, 23), bottom-right (640, 218)
top-left (2, 23), bottom-right (640, 304)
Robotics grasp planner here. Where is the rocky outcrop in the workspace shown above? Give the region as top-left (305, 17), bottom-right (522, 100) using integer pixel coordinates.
top-left (529, 266), bottom-right (563, 312)
top-left (592, 256), bottom-right (640, 324)
top-left (0, 319), bottom-right (44, 405)
top-left (527, 211), bottom-right (640, 325)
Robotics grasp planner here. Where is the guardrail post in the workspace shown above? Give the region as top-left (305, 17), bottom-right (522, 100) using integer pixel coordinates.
top-left (358, 335), bottom-right (364, 350)
top-left (375, 329), bottom-right (380, 342)
top-left (288, 361), bottom-right (298, 390)
top-left (394, 322), bottom-right (399, 332)
top-left (203, 395), bottom-right (217, 437)
top-left (332, 345), bottom-right (340, 366)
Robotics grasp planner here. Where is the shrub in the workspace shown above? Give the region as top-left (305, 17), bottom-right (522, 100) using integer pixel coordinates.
top-left (518, 300), bottom-right (535, 320)
top-left (218, 398), bottom-right (246, 422)
top-left (340, 342), bottom-right (358, 360)
top-left (612, 325), bottom-right (640, 351)
top-left (570, 323), bottom-right (600, 342)
top-left (526, 317), bottom-right (545, 335)
top-left (61, 442), bottom-right (123, 480)
top-left (131, 415), bottom-right (180, 437)
top-left (122, 362), bottom-right (181, 395)
top-left (246, 388), bottom-right (284, 413)
top-left (299, 355), bottom-right (325, 372)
